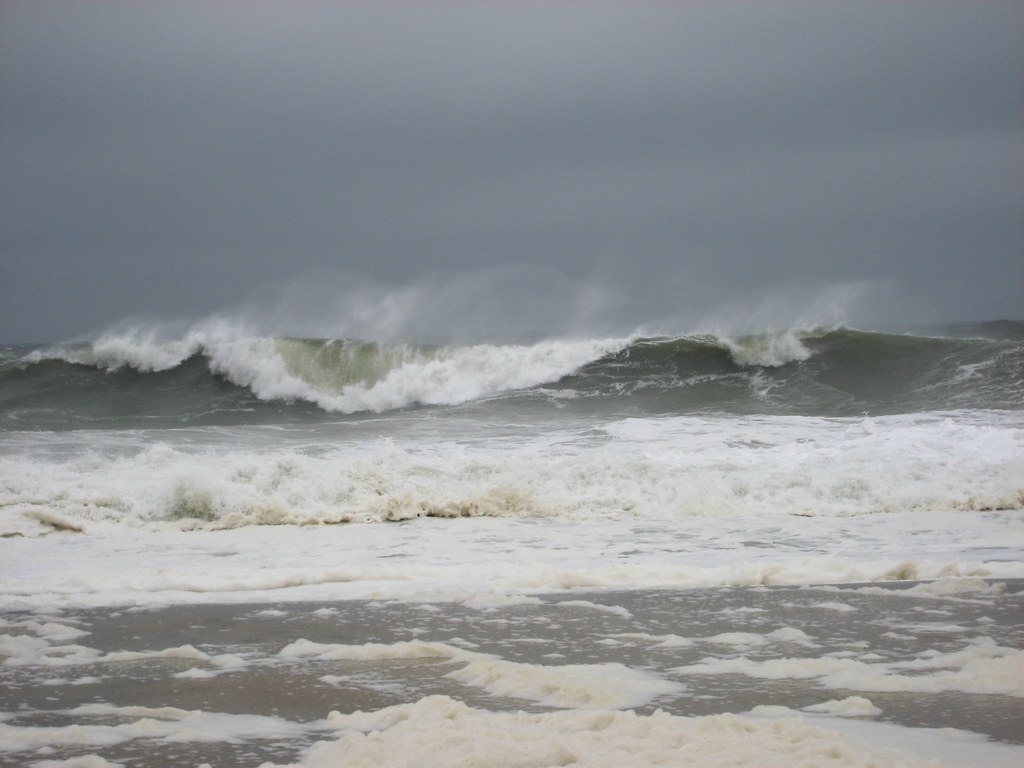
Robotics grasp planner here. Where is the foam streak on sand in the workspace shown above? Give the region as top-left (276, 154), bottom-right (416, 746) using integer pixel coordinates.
top-left (278, 639), bottom-right (682, 710)
top-left (1, 697), bottom-right (1004, 768)
top-left (283, 696), bottom-right (941, 768)
top-left (2, 582), bottom-right (1023, 767)
top-left (674, 636), bottom-right (1024, 697)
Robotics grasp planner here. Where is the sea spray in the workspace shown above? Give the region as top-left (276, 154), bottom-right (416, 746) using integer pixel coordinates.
top-left (716, 329), bottom-right (815, 367)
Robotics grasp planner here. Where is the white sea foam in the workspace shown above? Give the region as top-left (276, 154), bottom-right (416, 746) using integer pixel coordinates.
top-left (802, 696), bottom-right (883, 717)
top-left (278, 639), bottom-right (680, 709)
top-left (717, 329), bottom-right (814, 367)
top-left (257, 694), bottom-right (1017, 768)
top-left (0, 704), bottom-right (308, 753)
top-left (612, 633), bottom-right (697, 649)
top-left (553, 600), bottom-right (633, 618)
top-left (674, 636), bottom-right (1024, 697)
top-left (3, 420), bottom-right (1024, 607)
top-left (1, 405), bottom-right (1021, 610)
top-left (2, 513), bottom-right (1020, 609)
top-left (0, 621), bottom-right (249, 673)
top-left (31, 757), bottom-right (126, 768)
top-left (846, 577), bottom-right (1009, 603)
top-left (1, 412), bottom-right (1020, 537)
top-left (4, 696), bottom-right (1018, 768)
top-left (807, 601), bottom-right (858, 611)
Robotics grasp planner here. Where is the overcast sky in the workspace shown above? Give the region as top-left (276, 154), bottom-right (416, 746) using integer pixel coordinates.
top-left (1, 1), bottom-right (1021, 343)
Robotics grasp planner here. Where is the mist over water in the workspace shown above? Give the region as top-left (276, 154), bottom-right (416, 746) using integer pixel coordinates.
top-left (224, 266), bottom-right (633, 345)
top-left (133, 267), bottom-right (899, 345)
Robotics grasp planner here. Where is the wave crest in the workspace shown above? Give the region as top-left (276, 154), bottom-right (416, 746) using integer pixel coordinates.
top-left (222, 336), bottom-right (629, 413)
top-left (15, 324), bottom-right (1022, 420)
top-left (717, 330), bottom-right (815, 367)
top-left (33, 324), bottom-right (631, 414)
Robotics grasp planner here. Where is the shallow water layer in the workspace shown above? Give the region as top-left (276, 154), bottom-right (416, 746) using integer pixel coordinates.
top-left (1, 580), bottom-right (1021, 767)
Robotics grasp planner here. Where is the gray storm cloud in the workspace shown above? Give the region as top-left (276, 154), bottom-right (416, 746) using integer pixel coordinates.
top-left (1, 2), bottom-right (1021, 342)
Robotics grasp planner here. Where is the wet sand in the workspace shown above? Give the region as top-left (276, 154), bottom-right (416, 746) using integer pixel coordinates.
top-left (1, 580), bottom-right (1022, 767)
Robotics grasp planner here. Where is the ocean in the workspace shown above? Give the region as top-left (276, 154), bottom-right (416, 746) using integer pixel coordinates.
top-left (1, 320), bottom-right (1022, 767)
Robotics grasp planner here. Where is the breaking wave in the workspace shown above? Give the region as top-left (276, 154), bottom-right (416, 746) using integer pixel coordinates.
top-left (1, 321), bottom-right (1021, 428)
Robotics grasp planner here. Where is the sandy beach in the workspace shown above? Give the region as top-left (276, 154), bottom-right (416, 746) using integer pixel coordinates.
top-left (2, 579), bottom-right (1021, 767)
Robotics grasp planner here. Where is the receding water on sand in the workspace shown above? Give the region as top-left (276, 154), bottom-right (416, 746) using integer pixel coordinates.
top-left (1, 580), bottom-right (1021, 767)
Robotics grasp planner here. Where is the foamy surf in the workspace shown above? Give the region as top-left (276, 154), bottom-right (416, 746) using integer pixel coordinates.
top-left (1, 411), bottom-right (1020, 537)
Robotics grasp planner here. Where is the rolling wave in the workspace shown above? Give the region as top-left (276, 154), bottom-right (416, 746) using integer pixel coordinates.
top-left (1, 322), bottom-right (1021, 428)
